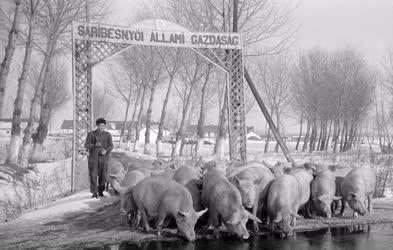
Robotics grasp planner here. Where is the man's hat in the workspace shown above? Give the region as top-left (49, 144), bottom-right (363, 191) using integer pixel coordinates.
top-left (96, 118), bottom-right (106, 125)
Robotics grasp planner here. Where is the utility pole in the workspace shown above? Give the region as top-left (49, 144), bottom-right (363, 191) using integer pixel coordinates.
top-left (232, 0), bottom-right (296, 167)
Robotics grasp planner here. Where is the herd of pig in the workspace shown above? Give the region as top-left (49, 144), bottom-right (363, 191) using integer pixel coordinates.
top-left (107, 152), bottom-right (376, 241)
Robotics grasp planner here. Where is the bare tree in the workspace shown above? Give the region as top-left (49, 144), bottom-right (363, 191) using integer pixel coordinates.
top-left (0, 0), bottom-right (21, 119)
top-left (254, 54), bottom-right (291, 152)
top-left (171, 51), bottom-right (205, 158)
top-left (143, 47), bottom-right (165, 155)
top-left (133, 85), bottom-right (148, 152)
top-left (28, 60), bottom-right (70, 161)
top-left (156, 48), bottom-right (183, 157)
top-left (195, 63), bottom-right (212, 158)
top-left (20, 0), bottom-right (107, 165)
top-left (291, 48), bottom-right (375, 153)
top-left (105, 49), bottom-right (139, 147)
top-left (6, 0), bottom-right (40, 164)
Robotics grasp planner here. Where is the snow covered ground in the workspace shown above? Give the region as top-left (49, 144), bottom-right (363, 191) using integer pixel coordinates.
top-left (0, 137), bottom-right (391, 223)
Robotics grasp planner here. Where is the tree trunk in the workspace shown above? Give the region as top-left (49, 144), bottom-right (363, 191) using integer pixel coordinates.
top-left (333, 118), bottom-right (340, 153)
top-left (20, 42), bottom-right (53, 167)
top-left (302, 119), bottom-right (310, 152)
top-left (274, 109), bottom-right (281, 153)
top-left (172, 85), bottom-right (195, 158)
top-left (144, 83), bottom-right (157, 155)
top-left (156, 74), bottom-right (175, 157)
top-left (295, 112), bottom-right (304, 151)
top-left (264, 108), bottom-right (274, 153)
top-left (309, 115), bottom-right (317, 152)
top-left (30, 40), bottom-right (57, 162)
top-left (118, 88), bottom-right (132, 148)
top-left (214, 88), bottom-right (228, 159)
top-left (0, 0), bottom-right (21, 119)
top-left (317, 119), bottom-right (323, 151)
top-left (6, 6), bottom-right (35, 164)
top-left (195, 65), bottom-right (211, 159)
top-left (213, 86), bottom-right (228, 156)
top-left (325, 119), bottom-right (333, 150)
top-left (133, 85), bottom-right (147, 152)
top-left (339, 120), bottom-right (346, 152)
top-left (126, 86), bottom-right (142, 146)
top-left (180, 104), bottom-right (195, 157)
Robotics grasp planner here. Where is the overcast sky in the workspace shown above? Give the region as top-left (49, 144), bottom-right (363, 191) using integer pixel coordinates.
top-left (53, 0), bottom-right (393, 133)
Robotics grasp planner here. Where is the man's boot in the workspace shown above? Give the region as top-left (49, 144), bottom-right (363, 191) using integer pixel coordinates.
top-left (92, 193), bottom-right (98, 199)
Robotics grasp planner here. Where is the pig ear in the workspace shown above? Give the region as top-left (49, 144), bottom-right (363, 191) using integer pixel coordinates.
top-left (303, 163), bottom-right (317, 175)
top-left (333, 196), bottom-right (342, 201)
top-left (245, 210), bottom-right (262, 223)
top-left (328, 165), bottom-right (337, 172)
top-left (262, 160), bottom-right (274, 170)
top-left (196, 208), bottom-right (208, 218)
top-left (317, 194), bottom-right (329, 201)
top-left (291, 213), bottom-right (301, 219)
top-left (227, 212), bottom-right (239, 224)
top-left (177, 210), bottom-right (190, 218)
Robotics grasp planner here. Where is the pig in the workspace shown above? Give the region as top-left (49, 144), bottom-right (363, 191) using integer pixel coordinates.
top-left (105, 157), bottom-right (126, 192)
top-left (227, 161), bottom-right (274, 208)
top-left (173, 166), bottom-right (203, 211)
top-left (340, 168), bottom-right (376, 217)
top-left (266, 163), bottom-right (316, 237)
top-left (120, 169), bottom-right (146, 190)
top-left (226, 162), bottom-right (275, 232)
top-left (112, 171), bottom-right (145, 227)
top-left (132, 176), bottom-right (207, 241)
top-left (288, 163), bottom-right (317, 212)
top-left (266, 174), bottom-right (301, 237)
top-left (110, 152), bottom-right (156, 174)
top-left (308, 169), bottom-right (341, 219)
top-left (202, 167), bottom-right (261, 239)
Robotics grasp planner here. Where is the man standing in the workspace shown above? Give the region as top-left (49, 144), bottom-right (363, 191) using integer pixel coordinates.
top-left (84, 118), bottom-right (113, 198)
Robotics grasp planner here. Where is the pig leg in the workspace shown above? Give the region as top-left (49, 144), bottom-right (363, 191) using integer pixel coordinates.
top-left (209, 211), bottom-right (221, 239)
top-left (339, 200), bottom-right (346, 216)
top-left (131, 211), bottom-right (141, 229)
top-left (156, 208), bottom-right (166, 236)
top-left (252, 198), bottom-right (259, 232)
top-left (367, 194), bottom-right (373, 213)
top-left (306, 202), bottom-right (315, 219)
top-left (140, 209), bottom-right (150, 232)
top-left (207, 209), bottom-right (218, 230)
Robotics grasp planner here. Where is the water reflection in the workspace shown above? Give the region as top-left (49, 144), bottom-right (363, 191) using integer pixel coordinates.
top-left (104, 223), bottom-right (393, 250)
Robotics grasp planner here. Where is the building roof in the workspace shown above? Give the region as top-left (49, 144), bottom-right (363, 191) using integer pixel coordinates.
top-left (60, 120), bottom-right (168, 131)
top-left (186, 125), bottom-right (218, 133)
top-left (0, 118), bottom-right (30, 122)
top-left (60, 120), bottom-right (74, 129)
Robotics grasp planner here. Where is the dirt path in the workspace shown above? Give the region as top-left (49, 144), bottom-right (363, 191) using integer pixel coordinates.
top-left (1, 189), bottom-right (393, 249)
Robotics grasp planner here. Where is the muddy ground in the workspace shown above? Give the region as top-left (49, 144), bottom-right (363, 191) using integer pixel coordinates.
top-left (0, 189), bottom-right (393, 249)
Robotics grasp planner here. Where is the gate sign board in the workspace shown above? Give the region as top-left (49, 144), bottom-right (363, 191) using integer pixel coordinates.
top-left (73, 20), bottom-right (242, 50)
top-left (71, 19), bottom-right (247, 192)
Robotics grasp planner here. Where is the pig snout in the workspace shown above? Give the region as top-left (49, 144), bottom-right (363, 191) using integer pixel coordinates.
top-left (245, 202), bottom-right (253, 209)
top-left (242, 232), bottom-right (250, 239)
top-left (178, 229), bottom-right (196, 242)
top-left (322, 206), bottom-right (332, 219)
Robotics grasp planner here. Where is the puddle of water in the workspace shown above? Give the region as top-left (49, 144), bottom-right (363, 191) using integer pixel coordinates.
top-left (99, 223), bottom-right (393, 250)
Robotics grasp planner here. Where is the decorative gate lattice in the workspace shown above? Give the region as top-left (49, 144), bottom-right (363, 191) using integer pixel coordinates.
top-left (73, 40), bottom-right (131, 158)
top-left (72, 20), bottom-right (247, 190)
